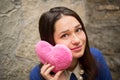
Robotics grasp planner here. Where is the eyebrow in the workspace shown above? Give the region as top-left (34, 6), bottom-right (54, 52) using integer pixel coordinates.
top-left (74, 24), bottom-right (81, 28)
top-left (59, 24), bottom-right (81, 35)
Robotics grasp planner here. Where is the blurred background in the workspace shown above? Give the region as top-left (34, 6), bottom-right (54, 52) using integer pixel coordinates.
top-left (0, 0), bottom-right (120, 80)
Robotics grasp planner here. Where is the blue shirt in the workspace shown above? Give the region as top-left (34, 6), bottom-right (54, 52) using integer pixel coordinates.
top-left (29, 48), bottom-right (112, 80)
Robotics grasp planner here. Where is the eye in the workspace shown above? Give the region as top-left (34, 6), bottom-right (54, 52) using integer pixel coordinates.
top-left (61, 34), bottom-right (69, 38)
top-left (76, 28), bottom-right (82, 32)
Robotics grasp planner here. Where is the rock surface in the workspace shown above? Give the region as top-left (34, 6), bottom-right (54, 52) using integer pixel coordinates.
top-left (0, 0), bottom-right (120, 80)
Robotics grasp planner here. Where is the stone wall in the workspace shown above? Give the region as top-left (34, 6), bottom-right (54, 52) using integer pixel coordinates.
top-left (0, 0), bottom-right (119, 80)
top-left (86, 0), bottom-right (120, 79)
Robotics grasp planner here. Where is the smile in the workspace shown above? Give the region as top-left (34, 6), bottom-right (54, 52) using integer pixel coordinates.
top-left (70, 46), bottom-right (82, 52)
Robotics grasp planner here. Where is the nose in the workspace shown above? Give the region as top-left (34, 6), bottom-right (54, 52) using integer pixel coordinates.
top-left (71, 34), bottom-right (80, 45)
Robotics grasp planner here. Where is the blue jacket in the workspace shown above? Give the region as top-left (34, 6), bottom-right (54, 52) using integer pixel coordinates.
top-left (29, 48), bottom-right (112, 80)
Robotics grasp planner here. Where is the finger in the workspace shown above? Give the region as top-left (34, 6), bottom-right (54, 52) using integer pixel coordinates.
top-left (41, 63), bottom-right (51, 72)
top-left (40, 63), bottom-right (51, 74)
top-left (44, 66), bottom-right (55, 75)
top-left (41, 65), bottom-right (55, 80)
top-left (54, 71), bottom-right (63, 79)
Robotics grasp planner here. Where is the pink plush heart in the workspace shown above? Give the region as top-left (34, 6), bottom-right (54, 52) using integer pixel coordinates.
top-left (35, 41), bottom-right (72, 73)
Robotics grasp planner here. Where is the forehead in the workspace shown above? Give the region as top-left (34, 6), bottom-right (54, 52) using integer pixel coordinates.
top-left (54, 15), bottom-right (81, 32)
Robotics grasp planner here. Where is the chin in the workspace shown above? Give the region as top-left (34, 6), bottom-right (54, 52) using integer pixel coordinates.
top-left (72, 52), bottom-right (84, 58)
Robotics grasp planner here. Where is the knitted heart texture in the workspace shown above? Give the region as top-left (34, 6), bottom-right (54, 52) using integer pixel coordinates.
top-left (35, 41), bottom-right (72, 73)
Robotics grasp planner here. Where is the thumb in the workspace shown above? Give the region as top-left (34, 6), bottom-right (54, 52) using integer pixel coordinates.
top-left (54, 71), bottom-right (63, 79)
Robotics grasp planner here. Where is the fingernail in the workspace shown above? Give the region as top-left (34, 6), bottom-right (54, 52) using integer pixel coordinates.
top-left (52, 66), bottom-right (55, 68)
top-left (48, 63), bottom-right (51, 66)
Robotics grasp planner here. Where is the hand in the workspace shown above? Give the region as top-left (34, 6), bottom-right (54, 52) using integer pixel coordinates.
top-left (40, 63), bottom-right (63, 80)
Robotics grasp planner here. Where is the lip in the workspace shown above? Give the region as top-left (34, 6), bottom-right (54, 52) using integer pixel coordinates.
top-left (70, 46), bottom-right (82, 52)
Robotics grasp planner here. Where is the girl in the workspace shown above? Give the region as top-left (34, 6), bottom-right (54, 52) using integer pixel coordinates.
top-left (30, 7), bottom-right (112, 80)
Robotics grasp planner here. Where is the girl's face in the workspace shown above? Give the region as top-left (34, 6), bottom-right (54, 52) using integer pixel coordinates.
top-left (54, 15), bottom-right (86, 58)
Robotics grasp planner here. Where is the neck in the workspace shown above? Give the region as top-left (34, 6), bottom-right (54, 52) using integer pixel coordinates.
top-left (67, 58), bottom-right (78, 71)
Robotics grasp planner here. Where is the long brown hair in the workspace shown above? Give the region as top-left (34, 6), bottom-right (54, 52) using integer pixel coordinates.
top-left (39, 7), bottom-right (98, 80)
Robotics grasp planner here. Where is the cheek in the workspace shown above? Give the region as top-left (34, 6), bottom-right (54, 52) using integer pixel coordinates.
top-left (54, 38), bottom-right (70, 48)
top-left (55, 40), bottom-right (70, 47)
top-left (80, 32), bottom-right (86, 42)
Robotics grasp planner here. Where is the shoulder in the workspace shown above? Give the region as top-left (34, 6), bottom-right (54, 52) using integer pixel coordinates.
top-left (29, 64), bottom-right (44, 80)
top-left (90, 47), bottom-right (107, 66)
top-left (90, 47), bottom-right (105, 62)
top-left (90, 47), bottom-right (102, 57)
top-left (90, 47), bottom-right (112, 80)
top-left (30, 64), bottom-right (40, 75)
